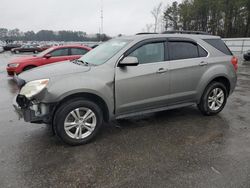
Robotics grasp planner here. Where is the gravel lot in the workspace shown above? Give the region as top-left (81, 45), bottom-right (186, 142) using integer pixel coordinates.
top-left (0, 52), bottom-right (250, 188)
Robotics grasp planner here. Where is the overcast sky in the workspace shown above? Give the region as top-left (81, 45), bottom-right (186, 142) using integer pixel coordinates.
top-left (0, 0), bottom-right (181, 36)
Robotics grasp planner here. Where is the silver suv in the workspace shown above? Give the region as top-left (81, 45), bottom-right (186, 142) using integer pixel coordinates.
top-left (14, 33), bottom-right (238, 145)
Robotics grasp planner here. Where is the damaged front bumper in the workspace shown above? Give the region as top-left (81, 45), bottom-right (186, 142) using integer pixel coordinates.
top-left (13, 94), bottom-right (55, 124)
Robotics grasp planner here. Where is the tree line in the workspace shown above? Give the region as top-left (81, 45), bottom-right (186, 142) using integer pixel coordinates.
top-left (163, 0), bottom-right (250, 37)
top-left (0, 28), bottom-right (111, 42)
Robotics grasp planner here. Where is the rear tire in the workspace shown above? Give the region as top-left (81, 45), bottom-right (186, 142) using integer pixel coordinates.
top-left (54, 99), bottom-right (103, 145)
top-left (198, 82), bottom-right (228, 116)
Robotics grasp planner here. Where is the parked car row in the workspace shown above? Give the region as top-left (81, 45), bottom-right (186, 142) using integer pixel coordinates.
top-left (3, 43), bottom-right (22, 51)
top-left (11, 44), bottom-right (51, 54)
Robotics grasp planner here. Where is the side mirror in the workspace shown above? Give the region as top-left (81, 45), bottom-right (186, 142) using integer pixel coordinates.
top-left (119, 56), bottom-right (139, 66)
top-left (44, 54), bottom-right (52, 59)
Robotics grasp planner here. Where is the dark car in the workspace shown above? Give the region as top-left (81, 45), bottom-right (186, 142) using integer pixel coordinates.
top-left (11, 44), bottom-right (46, 54)
top-left (3, 43), bottom-right (21, 51)
top-left (243, 50), bottom-right (250, 61)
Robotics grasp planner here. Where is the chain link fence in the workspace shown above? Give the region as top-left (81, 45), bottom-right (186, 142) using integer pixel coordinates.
top-left (223, 38), bottom-right (250, 55)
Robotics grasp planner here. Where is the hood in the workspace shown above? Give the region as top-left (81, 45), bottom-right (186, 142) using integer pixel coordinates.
top-left (18, 61), bottom-right (91, 82)
top-left (9, 56), bottom-right (40, 64)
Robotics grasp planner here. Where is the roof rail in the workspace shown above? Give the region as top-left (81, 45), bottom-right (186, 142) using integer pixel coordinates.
top-left (136, 32), bottom-right (158, 35)
top-left (162, 30), bottom-right (210, 35)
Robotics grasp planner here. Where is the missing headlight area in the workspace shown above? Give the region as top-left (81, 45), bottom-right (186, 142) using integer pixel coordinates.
top-left (15, 94), bottom-right (51, 123)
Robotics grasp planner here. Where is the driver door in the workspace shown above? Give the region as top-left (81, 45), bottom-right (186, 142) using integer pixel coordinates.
top-left (115, 40), bottom-right (170, 115)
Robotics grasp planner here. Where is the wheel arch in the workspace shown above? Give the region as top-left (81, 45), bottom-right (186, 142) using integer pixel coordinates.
top-left (53, 92), bottom-right (110, 123)
top-left (197, 75), bottom-right (231, 103)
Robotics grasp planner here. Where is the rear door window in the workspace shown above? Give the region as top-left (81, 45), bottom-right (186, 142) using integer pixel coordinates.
top-left (203, 39), bottom-right (232, 55)
top-left (70, 48), bottom-right (88, 55)
top-left (169, 41), bottom-right (199, 60)
top-left (50, 48), bottom-right (69, 57)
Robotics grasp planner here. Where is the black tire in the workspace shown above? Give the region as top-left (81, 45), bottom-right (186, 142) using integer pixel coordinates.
top-left (244, 56), bottom-right (250, 61)
top-left (198, 82), bottom-right (228, 116)
top-left (53, 98), bottom-right (103, 145)
top-left (23, 65), bottom-right (36, 71)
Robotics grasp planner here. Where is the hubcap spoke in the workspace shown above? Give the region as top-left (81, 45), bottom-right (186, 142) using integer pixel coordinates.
top-left (217, 91), bottom-right (223, 98)
top-left (211, 101), bottom-right (216, 109)
top-left (208, 97), bottom-right (213, 103)
top-left (65, 122), bottom-right (78, 130)
top-left (74, 126), bottom-right (80, 139)
top-left (75, 108), bottom-right (81, 119)
top-left (83, 122), bottom-right (95, 132)
top-left (78, 125), bottom-right (82, 138)
top-left (213, 88), bottom-right (218, 96)
top-left (70, 110), bottom-right (79, 121)
top-left (83, 110), bottom-right (94, 121)
top-left (217, 99), bottom-right (223, 105)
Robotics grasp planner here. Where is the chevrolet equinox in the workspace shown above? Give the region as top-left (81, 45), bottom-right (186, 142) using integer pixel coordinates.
top-left (13, 33), bottom-right (238, 145)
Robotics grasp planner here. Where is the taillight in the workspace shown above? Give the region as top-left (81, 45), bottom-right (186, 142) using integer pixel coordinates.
top-left (231, 56), bottom-right (238, 71)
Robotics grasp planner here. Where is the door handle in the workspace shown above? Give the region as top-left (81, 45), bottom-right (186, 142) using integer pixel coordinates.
top-left (199, 61), bottom-right (208, 66)
top-left (157, 68), bottom-right (168, 74)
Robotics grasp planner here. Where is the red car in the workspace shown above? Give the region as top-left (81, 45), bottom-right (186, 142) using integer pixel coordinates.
top-left (7, 45), bottom-right (91, 75)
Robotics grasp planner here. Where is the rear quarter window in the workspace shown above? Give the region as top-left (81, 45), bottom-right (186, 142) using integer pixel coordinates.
top-left (203, 39), bottom-right (232, 55)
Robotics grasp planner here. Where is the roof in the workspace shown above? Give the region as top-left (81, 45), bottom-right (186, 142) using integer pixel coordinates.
top-left (51, 44), bottom-right (92, 50)
top-left (118, 33), bottom-right (220, 41)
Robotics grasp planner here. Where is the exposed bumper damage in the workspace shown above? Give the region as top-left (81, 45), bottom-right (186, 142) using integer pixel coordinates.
top-left (14, 94), bottom-right (54, 124)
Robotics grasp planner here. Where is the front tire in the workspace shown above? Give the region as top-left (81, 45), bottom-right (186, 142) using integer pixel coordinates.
top-left (198, 82), bottom-right (228, 116)
top-left (54, 99), bottom-right (103, 145)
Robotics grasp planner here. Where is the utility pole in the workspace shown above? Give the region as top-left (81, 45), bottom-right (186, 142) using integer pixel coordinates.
top-left (100, 0), bottom-right (104, 41)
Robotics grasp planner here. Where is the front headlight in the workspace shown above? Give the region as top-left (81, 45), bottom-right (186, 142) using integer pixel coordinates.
top-left (20, 79), bottom-right (49, 99)
top-left (8, 63), bottom-right (19, 68)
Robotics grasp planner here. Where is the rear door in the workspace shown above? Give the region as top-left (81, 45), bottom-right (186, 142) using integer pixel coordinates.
top-left (115, 39), bottom-right (171, 115)
top-left (167, 38), bottom-right (209, 104)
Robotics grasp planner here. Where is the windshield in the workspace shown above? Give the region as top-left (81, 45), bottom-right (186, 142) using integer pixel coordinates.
top-left (36, 47), bottom-right (55, 57)
top-left (79, 39), bottom-right (131, 65)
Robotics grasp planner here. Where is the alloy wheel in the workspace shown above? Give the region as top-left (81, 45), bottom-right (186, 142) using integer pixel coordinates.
top-left (64, 107), bottom-right (97, 139)
top-left (208, 88), bottom-right (225, 111)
